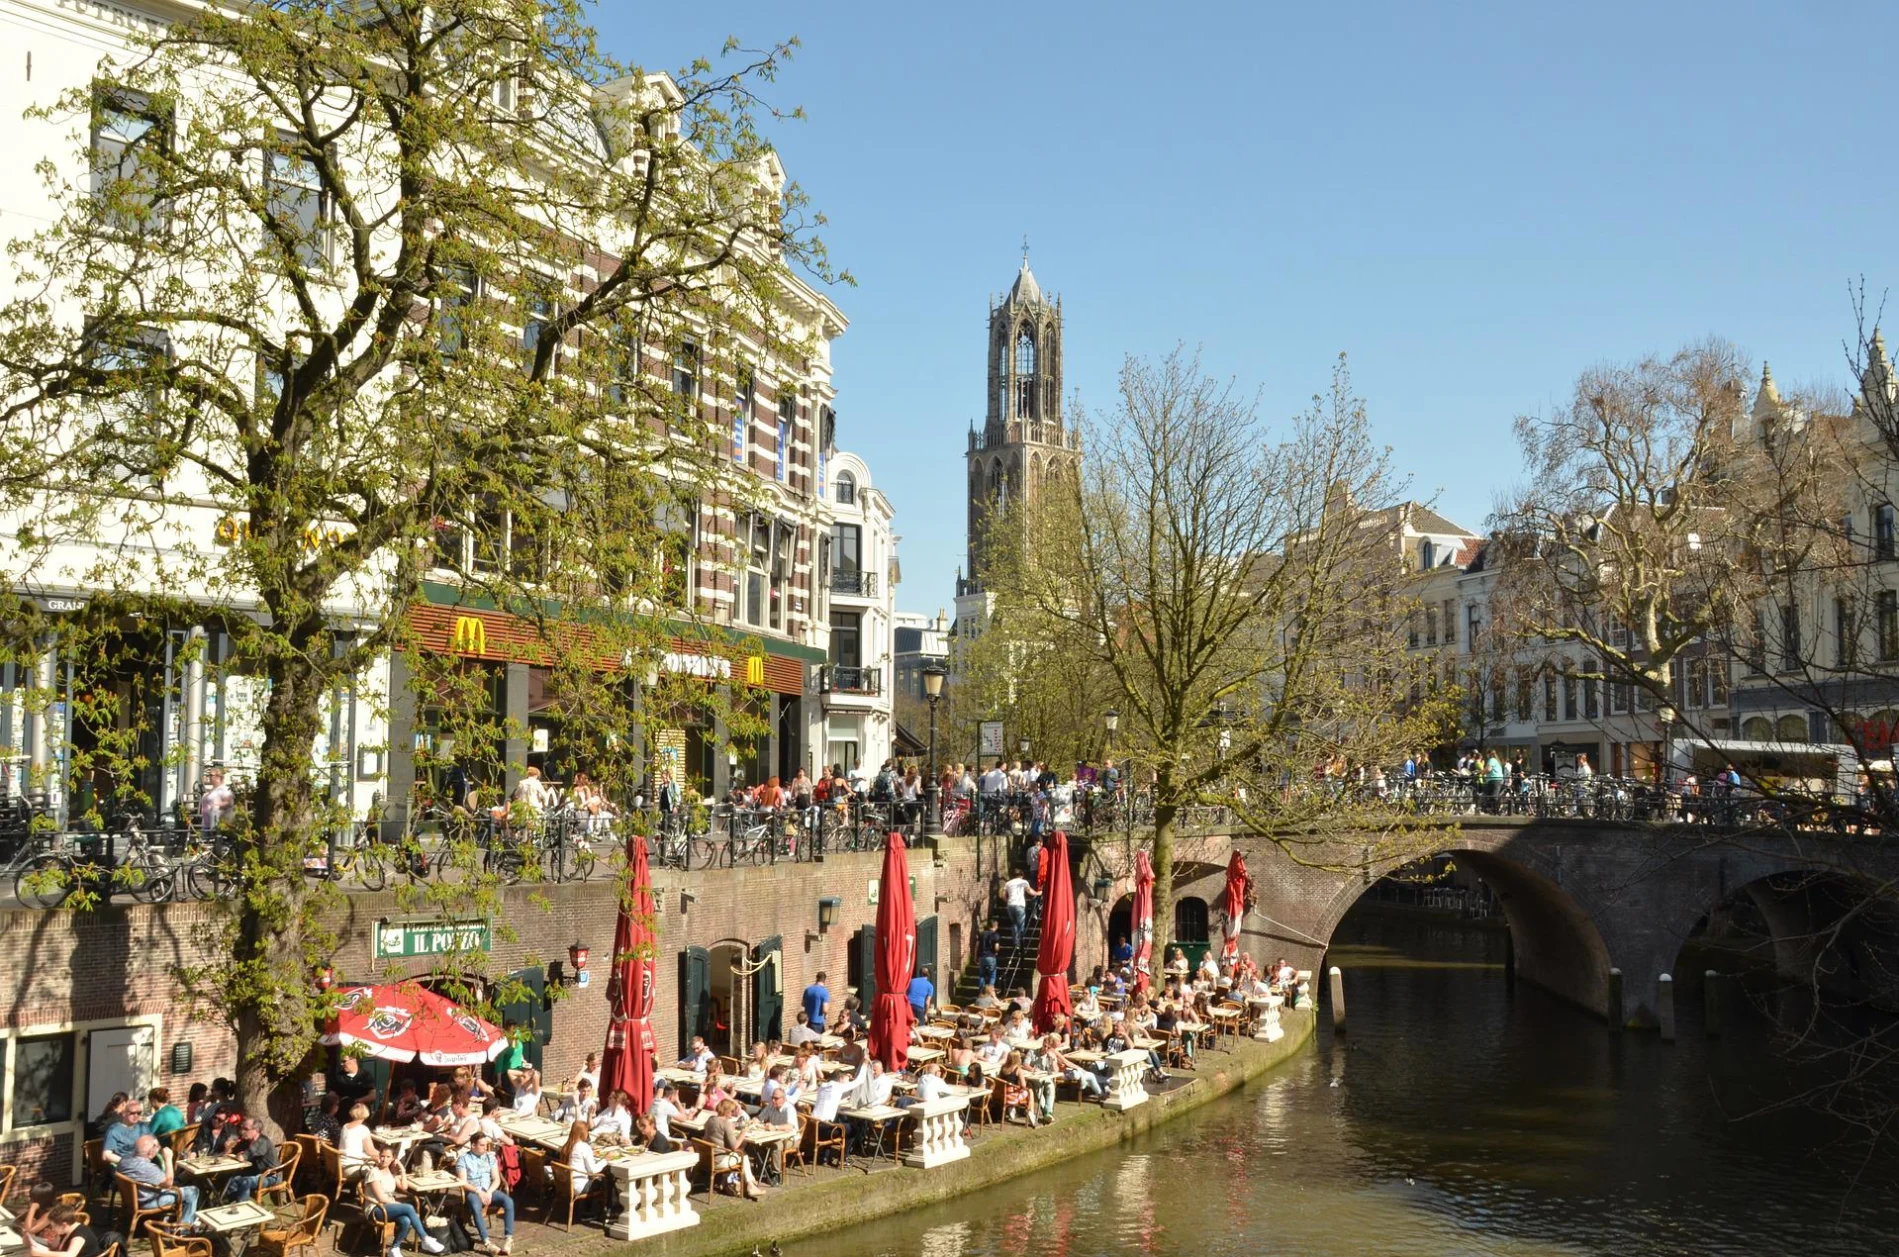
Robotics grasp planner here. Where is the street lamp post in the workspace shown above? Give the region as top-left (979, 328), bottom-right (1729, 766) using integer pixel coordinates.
top-left (1018, 737), bottom-right (1031, 766)
top-left (923, 665), bottom-right (947, 833)
top-left (1104, 708), bottom-right (1121, 840)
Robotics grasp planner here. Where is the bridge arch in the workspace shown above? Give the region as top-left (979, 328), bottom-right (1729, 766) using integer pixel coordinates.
top-left (1672, 866), bottom-right (1899, 1011)
top-left (1308, 844), bottom-right (1616, 1018)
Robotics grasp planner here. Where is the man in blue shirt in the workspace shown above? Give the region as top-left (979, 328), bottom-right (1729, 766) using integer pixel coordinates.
top-left (802, 972), bottom-right (832, 1032)
top-left (905, 966), bottom-right (935, 1023)
top-left (118, 1134), bottom-right (199, 1225)
top-left (101, 1100), bottom-right (149, 1167)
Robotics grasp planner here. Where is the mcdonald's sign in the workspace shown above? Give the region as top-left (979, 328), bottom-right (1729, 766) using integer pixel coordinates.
top-left (451, 616), bottom-right (487, 656)
top-left (744, 655), bottom-right (765, 686)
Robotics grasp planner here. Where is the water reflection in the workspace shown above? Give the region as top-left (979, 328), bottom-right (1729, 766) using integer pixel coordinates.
top-left (811, 914), bottom-right (1899, 1257)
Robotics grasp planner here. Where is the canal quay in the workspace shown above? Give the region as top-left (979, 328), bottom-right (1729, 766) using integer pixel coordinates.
top-left (804, 909), bottom-right (1899, 1257)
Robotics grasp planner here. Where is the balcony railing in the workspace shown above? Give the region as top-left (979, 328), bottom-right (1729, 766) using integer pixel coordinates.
top-left (831, 568), bottom-right (877, 597)
top-left (820, 664), bottom-right (882, 696)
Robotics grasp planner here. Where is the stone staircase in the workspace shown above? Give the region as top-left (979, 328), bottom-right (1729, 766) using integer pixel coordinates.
top-left (951, 915), bottom-right (1043, 1003)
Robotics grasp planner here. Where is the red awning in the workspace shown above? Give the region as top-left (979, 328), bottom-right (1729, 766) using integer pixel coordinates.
top-left (1131, 848), bottom-right (1155, 995)
top-left (321, 983), bottom-right (506, 1067)
top-left (1031, 829), bottom-right (1075, 1034)
top-left (868, 831), bottom-right (917, 1072)
top-left (601, 834), bottom-right (658, 1112)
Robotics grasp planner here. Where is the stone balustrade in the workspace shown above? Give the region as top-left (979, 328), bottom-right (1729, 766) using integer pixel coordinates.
top-left (1101, 1047), bottom-right (1151, 1111)
top-left (605, 1148), bottom-right (701, 1242)
top-left (899, 1094), bottom-right (974, 1168)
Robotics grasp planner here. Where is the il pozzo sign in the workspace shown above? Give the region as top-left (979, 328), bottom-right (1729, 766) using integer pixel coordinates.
top-left (373, 918), bottom-right (492, 960)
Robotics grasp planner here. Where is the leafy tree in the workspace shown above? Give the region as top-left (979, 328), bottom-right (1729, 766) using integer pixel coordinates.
top-left (0, 0), bottom-right (835, 1126)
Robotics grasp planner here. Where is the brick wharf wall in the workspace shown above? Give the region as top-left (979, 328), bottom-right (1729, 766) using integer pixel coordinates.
top-left (0, 900), bottom-right (240, 1183)
top-left (0, 841), bottom-right (992, 1185)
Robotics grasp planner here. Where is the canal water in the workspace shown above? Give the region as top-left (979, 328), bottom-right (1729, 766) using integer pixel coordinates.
top-left (811, 911), bottom-right (1899, 1256)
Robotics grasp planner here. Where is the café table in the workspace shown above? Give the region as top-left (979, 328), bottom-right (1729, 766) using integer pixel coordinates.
top-left (494, 1113), bottom-right (568, 1146)
top-left (196, 1200), bottom-right (275, 1257)
top-left (905, 1046), bottom-right (945, 1064)
top-left (0, 1227), bottom-right (22, 1252)
top-left (740, 1124), bottom-right (798, 1183)
top-left (839, 1105), bottom-right (907, 1171)
top-left (402, 1167), bottom-right (463, 1221)
top-left (914, 1024), bottom-right (956, 1043)
top-left (371, 1126), bottom-right (428, 1163)
top-left (177, 1153), bottom-right (252, 1182)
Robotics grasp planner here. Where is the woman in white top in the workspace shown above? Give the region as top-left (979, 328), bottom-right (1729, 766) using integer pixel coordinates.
top-left (592, 1091), bottom-right (634, 1142)
top-left (558, 1120), bottom-right (605, 1200)
top-left (744, 1041), bottom-right (770, 1080)
top-left (509, 1068), bottom-right (543, 1116)
top-left (338, 1102), bottom-right (379, 1179)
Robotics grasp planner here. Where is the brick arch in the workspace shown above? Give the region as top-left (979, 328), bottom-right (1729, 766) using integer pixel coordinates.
top-left (1305, 837), bottom-right (1616, 1018)
top-left (1676, 867), bottom-right (1899, 1004)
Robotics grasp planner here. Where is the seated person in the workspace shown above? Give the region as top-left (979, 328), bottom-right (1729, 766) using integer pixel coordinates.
top-left (1036, 1034), bottom-right (1103, 1099)
top-left (996, 1051), bottom-right (1044, 1127)
top-left (552, 1078), bottom-right (597, 1125)
top-left (847, 1059), bottom-right (895, 1110)
top-left (701, 1100), bottom-right (764, 1200)
top-left (362, 1146), bottom-right (446, 1256)
top-left (636, 1110), bottom-right (671, 1154)
top-left (744, 1042), bottom-right (772, 1079)
top-left (975, 1029), bottom-right (1011, 1073)
top-left (785, 1012), bottom-right (823, 1047)
top-left (792, 1044), bottom-right (824, 1089)
top-left (390, 1079), bottom-right (426, 1126)
top-left (897, 1062), bottom-right (949, 1109)
top-left (676, 1036), bottom-right (715, 1075)
top-left (640, 1084), bottom-right (675, 1144)
top-left (118, 1133), bottom-right (200, 1226)
top-left (834, 1029), bottom-right (866, 1072)
top-left (19, 1183), bottom-right (58, 1242)
top-left (691, 1065), bottom-right (731, 1118)
top-left (219, 1116), bottom-right (280, 1202)
top-left (972, 985), bottom-right (1002, 1011)
top-left (1073, 987), bottom-right (1103, 1022)
top-left (756, 1085), bottom-right (797, 1131)
top-left (508, 1067), bottom-right (543, 1117)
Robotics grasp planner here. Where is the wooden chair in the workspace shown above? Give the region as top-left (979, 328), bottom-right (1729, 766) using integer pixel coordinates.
top-left (688, 1138), bottom-right (741, 1198)
top-left (515, 1146), bottom-right (547, 1207)
top-left (57, 1191), bottom-right (87, 1209)
top-left (314, 1139), bottom-right (346, 1200)
top-left (807, 1114), bottom-right (847, 1169)
top-left (0, 1163), bottom-right (15, 1206)
top-left (349, 1181), bottom-right (394, 1256)
top-left (782, 1117), bottom-right (813, 1178)
top-left (1000, 1077), bottom-right (1034, 1125)
top-left (254, 1193), bottom-right (328, 1257)
top-left (546, 1160), bottom-right (600, 1231)
top-left (291, 1135), bottom-right (320, 1192)
top-left (114, 1172), bottom-right (181, 1239)
top-left (165, 1129), bottom-right (196, 1160)
top-left (716, 1056), bottom-right (742, 1077)
top-left (83, 1140), bottom-right (108, 1202)
top-left (970, 1079), bottom-right (1002, 1132)
top-left (259, 1140), bottom-right (301, 1208)
top-left (148, 1221), bottom-right (213, 1257)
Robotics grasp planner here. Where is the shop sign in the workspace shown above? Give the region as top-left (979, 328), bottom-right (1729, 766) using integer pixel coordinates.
top-left (373, 917), bottom-right (491, 960)
top-left (450, 616), bottom-right (487, 655)
top-left (744, 656), bottom-right (765, 686)
top-left (979, 721), bottom-right (1005, 757)
top-left (216, 516), bottom-right (347, 550)
top-left (663, 651), bottom-right (730, 680)
top-left (35, 596), bottom-right (87, 613)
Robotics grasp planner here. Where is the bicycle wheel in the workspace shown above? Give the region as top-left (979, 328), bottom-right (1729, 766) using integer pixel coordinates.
top-left (16, 853), bottom-right (73, 910)
top-left (357, 843), bottom-right (388, 892)
top-left (125, 851), bottom-right (175, 904)
top-left (566, 838), bottom-right (598, 882)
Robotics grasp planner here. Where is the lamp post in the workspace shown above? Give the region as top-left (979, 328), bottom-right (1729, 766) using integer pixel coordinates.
top-left (1104, 708), bottom-right (1121, 840)
top-left (1018, 737), bottom-right (1031, 765)
top-left (923, 664), bottom-right (947, 832)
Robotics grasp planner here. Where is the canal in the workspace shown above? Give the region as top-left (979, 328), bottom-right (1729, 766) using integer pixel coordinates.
top-left (813, 909), bottom-right (1899, 1256)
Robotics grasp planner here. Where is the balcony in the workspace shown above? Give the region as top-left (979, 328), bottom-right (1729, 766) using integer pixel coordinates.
top-left (831, 568), bottom-right (878, 597)
top-left (819, 664), bottom-right (883, 696)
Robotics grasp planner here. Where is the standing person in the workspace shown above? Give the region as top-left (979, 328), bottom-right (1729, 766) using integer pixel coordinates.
top-left (801, 971), bottom-right (832, 1034)
top-left (198, 767), bottom-right (235, 835)
top-left (455, 1132), bottom-right (515, 1254)
top-left (906, 965), bottom-right (935, 1024)
top-left (977, 921), bottom-right (1000, 992)
top-left (1000, 869), bottom-right (1039, 948)
top-left (362, 1146), bottom-right (446, 1257)
top-left (1484, 751), bottom-right (1506, 813)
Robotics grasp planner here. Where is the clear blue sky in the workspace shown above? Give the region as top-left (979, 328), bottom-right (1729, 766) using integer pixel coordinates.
top-left (596, 2), bottom-right (1899, 617)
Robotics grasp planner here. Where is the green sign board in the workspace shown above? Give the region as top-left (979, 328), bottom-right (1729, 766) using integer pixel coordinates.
top-left (373, 918), bottom-right (491, 960)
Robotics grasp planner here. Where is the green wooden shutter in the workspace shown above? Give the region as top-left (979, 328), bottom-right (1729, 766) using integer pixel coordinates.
top-left (680, 945), bottom-right (711, 1056)
top-left (854, 925), bottom-right (877, 1007)
top-left (752, 936), bottom-right (784, 1042)
top-left (915, 915), bottom-right (939, 988)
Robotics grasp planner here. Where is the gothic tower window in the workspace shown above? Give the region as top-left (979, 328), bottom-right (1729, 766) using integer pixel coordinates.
top-left (1015, 326), bottom-right (1037, 419)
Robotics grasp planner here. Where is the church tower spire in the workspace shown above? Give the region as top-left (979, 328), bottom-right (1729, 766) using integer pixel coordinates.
top-left (962, 252), bottom-right (1081, 595)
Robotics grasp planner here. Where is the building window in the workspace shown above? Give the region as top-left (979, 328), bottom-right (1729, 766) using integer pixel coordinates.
top-left (835, 472), bottom-right (856, 506)
top-left (1543, 671), bottom-right (1557, 722)
top-left (1780, 603), bottom-right (1801, 671)
top-left (1419, 539), bottom-right (1435, 571)
top-left (1173, 897), bottom-right (1210, 943)
top-left (732, 367), bottom-right (752, 463)
top-left (1686, 657), bottom-right (1707, 710)
top-left (1709, 657), bottom-right (1729, 707)
top-left (1582, 659), bottom-right (1599, 719)
top-left (672, 342), bottom-right (699, 410)
top-left (1837, 597), bottom-right (1857, 669)
top-left (1425, 608), bottom-right (1438, 647)
top-left (521, 294), bottom-right (555, 372)
top-left (1561, 664), bottom-right (1577, 721)
top-left (264, 139), bottom-right (329, 270)
top-left (93, 88), bottom-right (169, 232)
top-left (1014, 327), bottom-right (1036, 419)
top-left (830, 609), bottom-right (861, 668)
top-left (12, 1032), bottom-right (75, 1128)
top-left (1611, 680), bottom-right (1631, 714)
top-left (1880, 590), bottom-right (1899, 662)
top-left (437, 265), bottom-right (479, 356)
top-left (1443, 599), bottom-right (1456, 644)
top-left (832, 522), bottom-right (861, 573)
top-left (1515, 668), bottom-right (1533, 722)
top-left (1878, 505), bottom-right (1897, 560)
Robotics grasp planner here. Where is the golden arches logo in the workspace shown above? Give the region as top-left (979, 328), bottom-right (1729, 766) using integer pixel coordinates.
top-left (745, 655), bottom-right (765, 686)
top-left (451, 616), bottom-right (487, 655)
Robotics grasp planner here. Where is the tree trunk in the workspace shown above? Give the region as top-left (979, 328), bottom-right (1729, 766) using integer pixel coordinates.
top-left (231, 641), bottom-right (327, 1139)
top-left (1151, 774), bottom-right (1178, 954)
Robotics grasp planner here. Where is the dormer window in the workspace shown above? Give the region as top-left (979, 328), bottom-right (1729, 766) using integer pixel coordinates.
top-left (835, 471), bottom-right (856, 506)
top-left (1419, 539), bottom-right (1436, 570)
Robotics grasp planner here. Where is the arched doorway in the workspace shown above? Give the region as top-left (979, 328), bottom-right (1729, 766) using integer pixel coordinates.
top-left (1107, 894), bottom-right (1133, 961)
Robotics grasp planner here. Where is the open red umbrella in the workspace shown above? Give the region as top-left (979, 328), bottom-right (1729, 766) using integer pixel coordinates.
top-left (867, 830), bottom-right (917, 1073)
top-left (1222, 850), bottom-right (1250, 964)
top-left (601, 833), bottom-right (658, 1112)
top-left (1031, 829), bottom-right (1074, 1033)
top-left (321, 982), bottom-right (505, 1066)
top-left (1131, 848), bottom-right (1155, 996)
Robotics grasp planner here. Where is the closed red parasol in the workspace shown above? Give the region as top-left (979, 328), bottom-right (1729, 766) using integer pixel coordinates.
top-left (601, 833), bottom-right (659, 1112)
top-left (1222, 850), bottom-right (1250, 963)
top-left (1131, 848), bottom-right (1155, 995)
top-left (320, 982), bottom-right (505, 1066)
top-left (1031, 829), bottom-right (1075, 1033)
top-left (867, 830), bottom-right (917, 1072)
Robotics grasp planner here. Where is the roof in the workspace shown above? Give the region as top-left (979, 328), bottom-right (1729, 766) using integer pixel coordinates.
top-left (1009, 260), bottom-right (1042, 306)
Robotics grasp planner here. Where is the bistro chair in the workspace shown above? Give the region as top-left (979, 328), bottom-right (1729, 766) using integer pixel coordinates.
top-left (261, 1140), bottom-right (302, 1207)
top-left (781, 1116), bottom-right (813, 1178)
top-left (515, 1147), bottom-right (548, 1207)
top-left (114, 1171), bottom-right (181, 1239)
top-left (83, 1140), bottom-right (109, 1203)
top-left (0, 1163), bottom-right (16, 1205)
top-left (349, 1180), bottom-right (395, 1256)
top-left (807, 1113), bottom-right (847, 1170)
top-left (688, 1139), bottom-right (742, 1198)
top-left (315, 1139), bottom-right (347, 1200)
top-left (254, 1193), bottom-right (328, 1257)
top-left (148, 1221), bottom-right (213, 1257)
top-left (97, 1243), bottom-right (121, 1257)
top-left (57, 1191), bottom-right (87, 1209)
top-left (545, 1160), bottom-right (600, 1232)
top-left (165, 1128), bottom-right (196, 1160)
top-left (290, 1135), bottom-right (319, 1192)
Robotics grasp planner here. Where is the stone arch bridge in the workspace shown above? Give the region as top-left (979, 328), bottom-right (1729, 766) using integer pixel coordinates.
top-left (1070, 818), bottom-right (1899, 1028)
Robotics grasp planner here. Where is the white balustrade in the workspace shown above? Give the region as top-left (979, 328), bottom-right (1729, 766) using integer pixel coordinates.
top-left (605, 1149), bottom-right (701, 1242)
top-left (1101, 1048), bottom-right (1151, 1111)
top-left (899, 1095), bottom-right (973, 1168)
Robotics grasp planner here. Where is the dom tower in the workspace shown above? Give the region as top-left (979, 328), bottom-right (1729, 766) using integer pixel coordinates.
top-left (954, 257), bottom-right (1081, 632)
